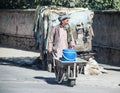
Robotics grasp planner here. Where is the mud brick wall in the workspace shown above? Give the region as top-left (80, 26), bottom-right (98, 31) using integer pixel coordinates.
top-left (0, 9), bottom-right (37, 50)
top-left (0, 34), bottom-right (36, 50)
top-left (0, 9), bottom-right (119, 66)
top-left (93, 47), bottom-right (120, 66)
top-left (92, 11), bottom-right (120, 66)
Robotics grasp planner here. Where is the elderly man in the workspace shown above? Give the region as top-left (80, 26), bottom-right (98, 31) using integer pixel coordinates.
top-left (48, 13), bottom-right (75, 59)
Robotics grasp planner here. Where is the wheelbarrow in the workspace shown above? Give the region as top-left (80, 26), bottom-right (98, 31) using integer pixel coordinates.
top-left (53, 57), bottom-right (88, 87)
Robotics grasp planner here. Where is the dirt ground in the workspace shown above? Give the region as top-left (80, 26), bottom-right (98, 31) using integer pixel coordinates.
top-left (0, 46), bottom-right (120, 88)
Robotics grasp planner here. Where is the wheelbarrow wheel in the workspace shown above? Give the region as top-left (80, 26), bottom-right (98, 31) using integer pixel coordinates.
top-left (68, 79), bottom-right (76, 87)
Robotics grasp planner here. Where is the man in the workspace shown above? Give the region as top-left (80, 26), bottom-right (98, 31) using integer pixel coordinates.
top-left (48, 13), bottom-right (75, 82)
top-left (48, 13), bottom-right (75, 59)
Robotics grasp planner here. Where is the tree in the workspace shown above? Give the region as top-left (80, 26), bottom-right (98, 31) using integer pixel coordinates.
top-left (0, 0), bottom-right (38, 9)
top-left (0, 0), bottom-right (120, 10)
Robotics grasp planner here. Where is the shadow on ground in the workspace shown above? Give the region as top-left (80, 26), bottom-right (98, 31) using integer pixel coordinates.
top-left (104, 67), bottom-right (120, 72)
top-left (34, 76), bottom-right (57, 85)
top-left (0, 57), bottom-right (43, 70)
top-left (34, 76), bottom-right (68, 86)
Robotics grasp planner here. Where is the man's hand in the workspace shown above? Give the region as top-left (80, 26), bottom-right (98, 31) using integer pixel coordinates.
top-left (48, 48), bottom-right (52, 53)
top-left (69, 41), bottom-right (75, 48)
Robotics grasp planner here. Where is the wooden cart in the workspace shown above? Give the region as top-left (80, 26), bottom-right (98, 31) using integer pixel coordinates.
top-left (54, 58), bottom-right (88, 87)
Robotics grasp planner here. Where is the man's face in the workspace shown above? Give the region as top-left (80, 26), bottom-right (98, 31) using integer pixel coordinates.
top-left (61, 18), bottom-right (69, 26)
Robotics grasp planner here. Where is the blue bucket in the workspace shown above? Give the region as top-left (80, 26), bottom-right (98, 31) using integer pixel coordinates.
top-left (61, 49), bottom-right (76, 61)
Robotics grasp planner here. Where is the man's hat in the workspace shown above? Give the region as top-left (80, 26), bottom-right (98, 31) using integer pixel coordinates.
top-left (58, 13), bottom-right (70, 21)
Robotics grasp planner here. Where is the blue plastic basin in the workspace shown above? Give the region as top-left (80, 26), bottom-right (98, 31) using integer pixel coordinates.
top-left (61, 49), bottom-right (76, 62)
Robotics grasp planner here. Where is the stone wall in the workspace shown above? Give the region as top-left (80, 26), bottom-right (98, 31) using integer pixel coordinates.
top-left (92, 11), bottom-right (120, 66)
top-left (0, 9), bottom-right (36, 50)
top-left (0, 9), bottom-right (119, 66)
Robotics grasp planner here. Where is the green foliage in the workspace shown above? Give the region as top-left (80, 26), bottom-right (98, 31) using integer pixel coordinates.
top-left (113, 0), bottom-right (120, 10)
top-left (87, 0), bottom-right (115, 10)
top-left (0, 0), bottom-right (39, 9)
top-left (0, 0), bottom-right (120, 10)
top-left (77, 0), bottom-right (120, 10)
top-left (75, 0), bottom-right (120, 10)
